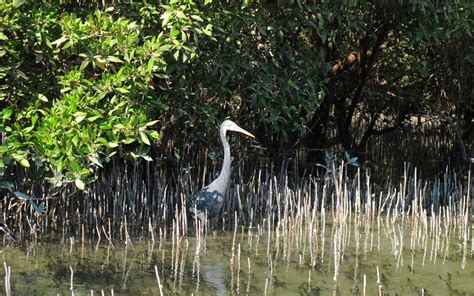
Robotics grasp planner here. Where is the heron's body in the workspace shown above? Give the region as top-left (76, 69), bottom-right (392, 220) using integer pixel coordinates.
top-left (188, 120), bottom-right (254, 222)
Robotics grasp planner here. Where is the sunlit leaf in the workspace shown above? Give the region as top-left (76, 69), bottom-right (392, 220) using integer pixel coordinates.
top-left (141, 155), bottom-right (153, 161)
top-left (79, 60), bottom-right (90, 72)
top-left (145, 120), bottom-right (159, 126)
top-left (116, 87), bottom-right (129, 94)
top-left (38, 94), bottom-right (48, 102)
top-left (13, 0), bottom-right (26, 8)
top-left (173, 51), bottom-right (180, 61)
top-left (140, 132), bottom-right (150, 145)
top-left (107, 56), bottom-right (123, 63)
top-left (51, 35), bottom-right (67, 47)
top-left (75, 179), bottom-right (85, 190)
top-left (2, 108), bottom-right (13, 119)
top-left (123, 138), bottom-right (135, 144)
top-left (161, 11), bottom-right (173, 27)
top-left (149, 130), bottom-right (159, 139)
top-left (19, 158), bottom-right (30, 168)
top-left (190, 15), bottom-right (203, 22)
top-left (75, 115), bottom-right (86, 123)
top-left (90, 156), bottom-right (103, 168)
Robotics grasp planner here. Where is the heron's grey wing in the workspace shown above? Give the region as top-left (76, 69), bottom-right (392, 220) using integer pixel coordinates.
top-left (188, 186), bottom-right (225, 219)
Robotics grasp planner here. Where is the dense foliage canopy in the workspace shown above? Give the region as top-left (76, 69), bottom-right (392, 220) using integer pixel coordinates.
top-left (1, 0), bottom-right (472, 196)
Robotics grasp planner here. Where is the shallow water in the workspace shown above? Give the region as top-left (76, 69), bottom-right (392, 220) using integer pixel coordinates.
top-left (1, 219), bottom-right (473, 295)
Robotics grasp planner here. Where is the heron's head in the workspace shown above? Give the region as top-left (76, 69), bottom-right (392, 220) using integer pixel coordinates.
top-left (221, 120), bottom-right (255, 138)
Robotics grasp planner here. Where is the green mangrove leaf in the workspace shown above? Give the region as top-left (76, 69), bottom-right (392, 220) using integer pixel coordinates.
top-left (13, 191), bottom-right (44, 213)
top-left (116, 87), bottom-right (129, 94)
top-left (13, 0), bottom-right (26, 8)
top-left (149, 130), bottom-right (159, 139)
top-left (90, 156), bottom-right (103, 168)
top-left (161, 11), bottom-right (173, 27)
top-left (87, 115), bottom-right (102, 122)
top-left (79, 60), bottom-right (90, 71)
top-left (140, 132), bottom-right (150, 145)
top-left (0, 180), bottom-right (13, 192)
top-left (123, 138), bottom-right (135, 144)
top-left (107, 56), bottom-right (123, 63)
top-left (13, 191), bottom-right (29, 200)
top-left (31, 202), bottom-right (45, 213)
top-left (75, 179), bottom-right (85, 190)
top-left (145, 120), bottom-right (159, 126)
top-left (2, 108), bottom-right (13, 119)
top-left (38, 94), bottom-right (48, 102)
top-left (19, 158), bottom-right (30, 168)
top-left (51, 35), bottom-right (67, 47)
top-left (348, 157), bottom-right (359, 166)
top-left (75, 115), bottom-right (86, 123)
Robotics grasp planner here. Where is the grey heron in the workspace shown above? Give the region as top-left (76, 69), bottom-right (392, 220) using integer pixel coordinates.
top-left (188, 120), bottom-right (255, 223)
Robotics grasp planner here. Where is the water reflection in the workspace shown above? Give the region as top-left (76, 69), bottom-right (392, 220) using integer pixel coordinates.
top-left (201, 260), bottom-right (226, 295)
top-left (0, 219), bottom-right (473, 295)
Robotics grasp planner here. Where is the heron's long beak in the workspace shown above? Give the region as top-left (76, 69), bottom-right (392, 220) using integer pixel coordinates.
top-left (234, 126), bottom-right (255, 138)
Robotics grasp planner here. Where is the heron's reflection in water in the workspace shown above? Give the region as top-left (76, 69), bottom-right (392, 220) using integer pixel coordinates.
top-left (200, 259), bottom-right (227, 296)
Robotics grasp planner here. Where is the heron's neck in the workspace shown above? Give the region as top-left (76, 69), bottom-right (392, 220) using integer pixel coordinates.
top-left (217, 127), bottom-right (231, 186)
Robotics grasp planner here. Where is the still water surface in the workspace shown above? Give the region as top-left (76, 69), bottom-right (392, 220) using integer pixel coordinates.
top-left (1, 221), bottom-right (473, 295)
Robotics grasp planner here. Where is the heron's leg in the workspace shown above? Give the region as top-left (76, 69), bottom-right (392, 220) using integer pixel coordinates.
top-left (209, 216), bottom-right (220, 232)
